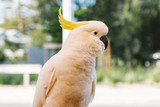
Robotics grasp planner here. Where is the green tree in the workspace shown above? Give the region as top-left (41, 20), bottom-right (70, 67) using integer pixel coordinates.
top-left (0, 0), bottom-right (48, 47)
top-left (36, 0), bottom-right (62, 43)
top-left (75, 0), bottom-right (160, 66)
top-left (137, 0), bottom-right (160, 64)
top-left (0, 16), bottom-right (33, 34)
top-left (0, 49), bottom-right (5, 62)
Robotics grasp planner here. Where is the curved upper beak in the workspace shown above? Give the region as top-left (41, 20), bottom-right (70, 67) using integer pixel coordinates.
top-left (100, 35), bottom-right (108, 50)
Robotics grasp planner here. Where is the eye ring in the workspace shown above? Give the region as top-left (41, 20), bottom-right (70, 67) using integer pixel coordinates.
top-left (94, 32), bottom-right (98, 35)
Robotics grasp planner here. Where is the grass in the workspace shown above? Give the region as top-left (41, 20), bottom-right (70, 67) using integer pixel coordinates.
top-left (0, 74), bottom-right (23, 85)
top-left (0, 74), bottom-right (38, 85)
top-left (96, 66), bottom-right (160, 85)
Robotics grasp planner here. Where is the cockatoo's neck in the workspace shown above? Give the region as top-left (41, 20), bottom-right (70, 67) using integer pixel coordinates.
top-left (60, 46), bottom-right (96, 72)
top-left (62, 42), bottom-right (97, 57)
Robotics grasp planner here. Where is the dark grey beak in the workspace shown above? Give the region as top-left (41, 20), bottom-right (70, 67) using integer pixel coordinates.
top-left (100, 35), bottom-right (108, 49)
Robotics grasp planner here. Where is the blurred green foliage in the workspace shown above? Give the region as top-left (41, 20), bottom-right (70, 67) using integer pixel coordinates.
top-left (36, 0), bottom-right (62, 43)
top-left (96, 58), bottom-right (160, 85)
top-left (0, 49), bottom-right (5, 62)
top-left (75, 0), bottom-right (160, 65)
top-left (0, 16), bottom-right (33, 34)
top-left (0, 74), bottom-right (38, 85)
top-left (0, 74), bottom-right (23, 85)
top-left (0, 4), bottom-right (47, 48)
top-left (30, 74), bottom-right (38, 84)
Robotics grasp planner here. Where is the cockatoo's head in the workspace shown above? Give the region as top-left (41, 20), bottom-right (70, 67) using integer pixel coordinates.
top-left (59, 9), bottom-right (108, 56)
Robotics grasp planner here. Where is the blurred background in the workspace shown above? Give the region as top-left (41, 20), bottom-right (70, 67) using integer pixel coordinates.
top-left (0, 0), bottom-right (160, 107)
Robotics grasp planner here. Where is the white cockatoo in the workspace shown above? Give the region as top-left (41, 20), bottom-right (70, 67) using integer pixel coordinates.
top-left (33, 8), bottom-right (108, 107)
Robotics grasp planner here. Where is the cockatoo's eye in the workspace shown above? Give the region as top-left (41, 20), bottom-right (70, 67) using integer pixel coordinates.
top-left (94, 32), bottom-right (98, 35)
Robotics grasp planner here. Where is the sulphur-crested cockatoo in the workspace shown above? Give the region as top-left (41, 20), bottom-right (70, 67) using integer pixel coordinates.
top-left (33, 8), bottom-right (108, 107)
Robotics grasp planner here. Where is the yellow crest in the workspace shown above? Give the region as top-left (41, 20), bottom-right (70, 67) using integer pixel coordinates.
top-left (58, 8), bottom-right (88, 30)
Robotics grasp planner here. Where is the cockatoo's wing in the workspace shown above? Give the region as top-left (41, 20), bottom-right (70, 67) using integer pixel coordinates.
top-left (90, 78), bottom-right (96, 102)
top-left (90, 69), bottom-right (96, 103)
top-left (45, 68), bottom-right (56, 97)
top-left (33, 62), bottom-right (56, 107)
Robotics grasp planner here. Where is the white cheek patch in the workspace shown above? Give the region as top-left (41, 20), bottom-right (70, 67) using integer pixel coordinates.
top-left (89, 37), bottom-right (105, 56)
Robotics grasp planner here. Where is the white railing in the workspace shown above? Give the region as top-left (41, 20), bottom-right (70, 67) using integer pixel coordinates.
top-left (0, 64), bottom-right (42, 86)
